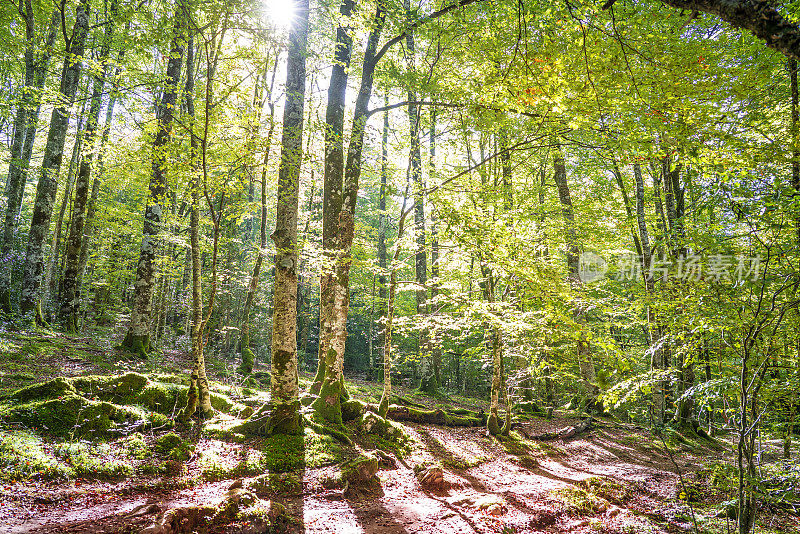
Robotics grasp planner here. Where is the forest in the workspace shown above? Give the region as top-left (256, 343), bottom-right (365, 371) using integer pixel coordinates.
top-left (0, 0), bottom-right (799, 532)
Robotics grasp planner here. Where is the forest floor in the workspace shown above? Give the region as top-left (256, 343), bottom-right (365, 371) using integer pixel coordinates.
top-left (0, 329), bottom-right (798, 534)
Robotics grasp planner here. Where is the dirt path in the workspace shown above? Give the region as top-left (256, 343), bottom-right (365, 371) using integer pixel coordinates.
top-left (2, 419), bottom-right (731, 534)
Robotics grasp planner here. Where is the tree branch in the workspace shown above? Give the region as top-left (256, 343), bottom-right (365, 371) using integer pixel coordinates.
top-left (661, 0), bottom-right (800, 59)
top-left (371, 0), bottom-right (486, 67)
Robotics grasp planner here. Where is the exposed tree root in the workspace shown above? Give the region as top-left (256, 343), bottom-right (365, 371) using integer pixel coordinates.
top-left (518, 417), bottom-right (593, 440)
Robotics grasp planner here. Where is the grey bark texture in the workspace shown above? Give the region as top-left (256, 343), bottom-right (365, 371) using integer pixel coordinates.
top-left (311, 0), bottom-right (355, 399)
top-left (122, 7), bottom-right (185, 356)
top-left (59, 1), bottom-right (118, 332)
top-left (0, 8), bottom-right (59, 313)
top-left (19, 0), bottom-right (91, 323)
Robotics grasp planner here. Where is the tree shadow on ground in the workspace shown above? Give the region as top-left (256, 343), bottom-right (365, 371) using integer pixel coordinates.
top-left (350, 495), bottom-right (411, 534)
top-left (262, 429), bottom-right (306, 533)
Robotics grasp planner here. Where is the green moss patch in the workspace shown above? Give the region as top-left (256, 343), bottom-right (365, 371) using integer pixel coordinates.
top-left (552, 485), bottom-right (609, 516)
top-left (0, 430), bottom-right (137, 481)
top-left (1, 392), bottom-right (170, 439)
top-left (0, 373), bottom-right (246, 439)
top-left (201, 448), bottom-right (266, 481)
top-left (53, 442), bottom-right (133, 479)
top-left (0, 430), bottom-right (71, 481)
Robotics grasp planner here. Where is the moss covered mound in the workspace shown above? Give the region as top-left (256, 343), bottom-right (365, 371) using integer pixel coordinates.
top-left (3, 391), bottom-right (170, 439)
top-left (0, 373), bottom-right (246, 439)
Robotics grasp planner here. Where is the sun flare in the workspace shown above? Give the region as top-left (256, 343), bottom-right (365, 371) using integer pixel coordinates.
top-left (265, 0), bottom-right (296, 29)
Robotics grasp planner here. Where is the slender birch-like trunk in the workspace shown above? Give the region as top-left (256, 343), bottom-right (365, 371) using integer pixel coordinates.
top-left (75, 60), bottom-right (124, 300)
top-left (19, 0), bottom-right (91, 323)
top-left (121, 5), bottom-right (185, 356)
top-left (239, 57), bottom-right (278, 374)
top-left (377, 96), bottom-right (389, 382)
top-left (59, 0), bottom-right (118, 332)
top-left (0, 8), bottom-right (59, 313)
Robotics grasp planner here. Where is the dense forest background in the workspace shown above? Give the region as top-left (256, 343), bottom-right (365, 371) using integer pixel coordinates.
top-left (2, 0), bottom-right (800, 532)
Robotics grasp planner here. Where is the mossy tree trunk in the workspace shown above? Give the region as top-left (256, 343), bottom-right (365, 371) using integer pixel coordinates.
top-left (19, 0), bottom-right (91, 324)
top-left (311, 0), bottom-right (355, 399)
top-left (0, 8), bottom-right (58, 314)
top-left (58, 0), bottom-right (117, 334)
top-left (121, 5), bottom-right (185, 357)
top-left (313, 1), bottom-right (388, 426)
top-left (267, 0), bottom-right (309, 435)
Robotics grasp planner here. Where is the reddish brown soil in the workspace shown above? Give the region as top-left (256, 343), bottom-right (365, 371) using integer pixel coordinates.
top-left (1, 418), bottom-right (742, 534)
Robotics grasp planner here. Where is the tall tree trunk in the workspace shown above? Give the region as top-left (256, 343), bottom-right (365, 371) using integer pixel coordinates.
top-left (265, 0), bottom-right (309, 434)
top-left (312, 0), bottom-right (388, 426)
top-left (19, 0), bottom-right (91, 323)
top-left (552, 145), bottom-right (599, 409)
top-left (378, 182), bottom-right (410, 418)
top-left (181, 35), bottom-right (210, 421)
top-left (121, 5), bottom-right (185, 357)
top-left (239, 57), bottom-right (278, 375)
top-left (183, 16), bottom-right (229, 420)
top-left (482, 262), bottom-right (505, 436)
top-left (313, 0), bottom-right (477, 421)
top-left (75, 60), bottom-right (124, 302)
top-left (539, 168), bottom-right (554, 405)
top-left (59, 0), bottom-right (117, 333)
top-left (404, 0), bottom-right (434, 394)
top-left (0, 8), bottom-right (59, 313)
top-left (429, 108), bottom-right (442, 388)
top-left (2, 0), bottom-right (36, 198)
top-left (377, 95), bottom-right (389, 382)
top-left (44, 84), bottom-right (89, 315)
top-left (311, 0), bottom-right (355, 397)
top-left (788, 58), bottom-right (800, 458)
top-left (634, 162), bottom-right (665, 425)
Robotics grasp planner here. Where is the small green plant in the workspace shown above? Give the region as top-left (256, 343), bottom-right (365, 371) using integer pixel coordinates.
top-left (154, 432), bottom-right (193, 461)
top-left (707, 461), bottom-right (738, 492)
top-left (552, 486), bottom-right (609, 516)
top-left (581, 476), bottom-right (630, 505)
top-left (124, 433), bottom-right (150, 460)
